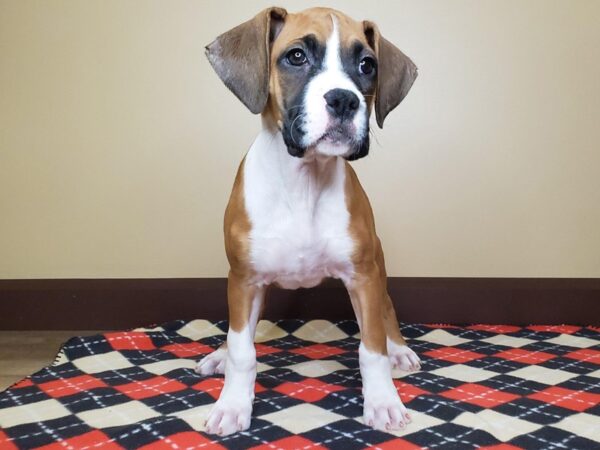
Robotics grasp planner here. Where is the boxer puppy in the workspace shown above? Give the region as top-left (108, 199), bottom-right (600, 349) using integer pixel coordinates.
top-left (197, 7), bottom-right (420, 436)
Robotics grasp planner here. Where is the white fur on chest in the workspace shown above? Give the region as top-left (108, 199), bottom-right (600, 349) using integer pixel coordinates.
top-left (243, 129), bottom-right (354, 289)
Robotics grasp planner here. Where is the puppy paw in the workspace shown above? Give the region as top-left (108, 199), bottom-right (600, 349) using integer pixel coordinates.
top-left (196, 347), bottom-right (227, 375)
top-left (388, 341), bottom-right (421, 372)
top-left (363, 392), bottom-right (411, 431)
top-left (205, 397), bottom-right (252, 436)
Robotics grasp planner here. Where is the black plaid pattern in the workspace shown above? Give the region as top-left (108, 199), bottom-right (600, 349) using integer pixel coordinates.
top-left (0, 321), bottom-right (599, 449)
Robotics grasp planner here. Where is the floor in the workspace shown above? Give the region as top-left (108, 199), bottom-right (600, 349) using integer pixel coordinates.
top-left (0, 331), bottom-right (102, 390)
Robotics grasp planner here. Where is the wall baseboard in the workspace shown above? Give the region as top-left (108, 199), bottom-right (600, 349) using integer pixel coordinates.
top-left (0, 278), bottom-right (598, 330)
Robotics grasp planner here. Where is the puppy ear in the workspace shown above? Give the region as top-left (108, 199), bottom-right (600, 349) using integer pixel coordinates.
top-left (206, 7), bottom-right (287, 114)
top-left (364, 21), bottom-right (418, 128)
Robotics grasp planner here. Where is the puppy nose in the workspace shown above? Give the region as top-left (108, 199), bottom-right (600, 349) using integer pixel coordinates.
top-left (324, 89), bottom-right (360, 120)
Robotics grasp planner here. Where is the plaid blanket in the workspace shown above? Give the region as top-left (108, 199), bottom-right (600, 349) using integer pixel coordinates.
top-left (1, 320), bottom-right (599, 449)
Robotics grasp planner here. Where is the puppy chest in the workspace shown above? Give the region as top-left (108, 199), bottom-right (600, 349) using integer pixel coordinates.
top-left (242, 139), bottom-right (356, 288)
top-left (248, 213), bottom-right (354, 288)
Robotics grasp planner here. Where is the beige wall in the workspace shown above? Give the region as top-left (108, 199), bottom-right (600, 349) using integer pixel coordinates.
top-left (1, 0), bottom-right (599, 279)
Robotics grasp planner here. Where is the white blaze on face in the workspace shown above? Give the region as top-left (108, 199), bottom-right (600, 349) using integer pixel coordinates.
top-left (302, 15), bottom-right (367, 157)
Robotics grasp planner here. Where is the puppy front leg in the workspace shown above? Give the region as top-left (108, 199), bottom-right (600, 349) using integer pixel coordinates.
top-left (205, 271), bottom-right (264, 436)
top-left (347, 266), bottom-right (411, 431)
top-left (383, 293), bottom-right (421, 372)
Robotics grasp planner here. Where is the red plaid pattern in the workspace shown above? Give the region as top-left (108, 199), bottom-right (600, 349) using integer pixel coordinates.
top-left (0, 320), bottom-right (598, 450)
top-left (424, 346), bottom-right (486, 363)
top-left (36, 431), bottom-right (122, 450)
top-left (106, 332), bottom-right (156, 350)
top-left (290, 343), bottom-right (347, 359)
top-left (115, 376), bottom-right (188, 400)
top-left (441, 383), bottom-right (520, 407)
top-left (528, 387), bottom-right (600, 412)
top-left (38, 374), bottom-right (107, 398)
top-left (493, 349), bottom-right (556, 364)
top-left (162, 342), bottom-right (213, 358)
top-left (274, 378), bottom-right (346, 402)
top-left (138, 432), bottom-right (226, 450)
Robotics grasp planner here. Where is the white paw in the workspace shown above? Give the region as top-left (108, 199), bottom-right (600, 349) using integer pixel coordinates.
top-left (388, 340), bottom-right (421, 372)
top-left (363, 392), bottom-right (411, 431)
top-left (205, 397), bottom-right (252, 436)
top-left (196, 347), bottom-right (227, 375)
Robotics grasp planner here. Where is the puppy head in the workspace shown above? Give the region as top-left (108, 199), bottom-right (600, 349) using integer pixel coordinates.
top-left (206, 7), bottom-right (417, 160)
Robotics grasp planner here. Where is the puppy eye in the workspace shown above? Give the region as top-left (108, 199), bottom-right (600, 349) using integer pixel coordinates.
top-left (287, 49), bottom-right (308, 66)
top-left (359, 57), bottom-right (376, 75)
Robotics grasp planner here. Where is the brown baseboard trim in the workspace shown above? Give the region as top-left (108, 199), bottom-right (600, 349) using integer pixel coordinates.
top-left (0, 278), bottom-right (599, 329)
